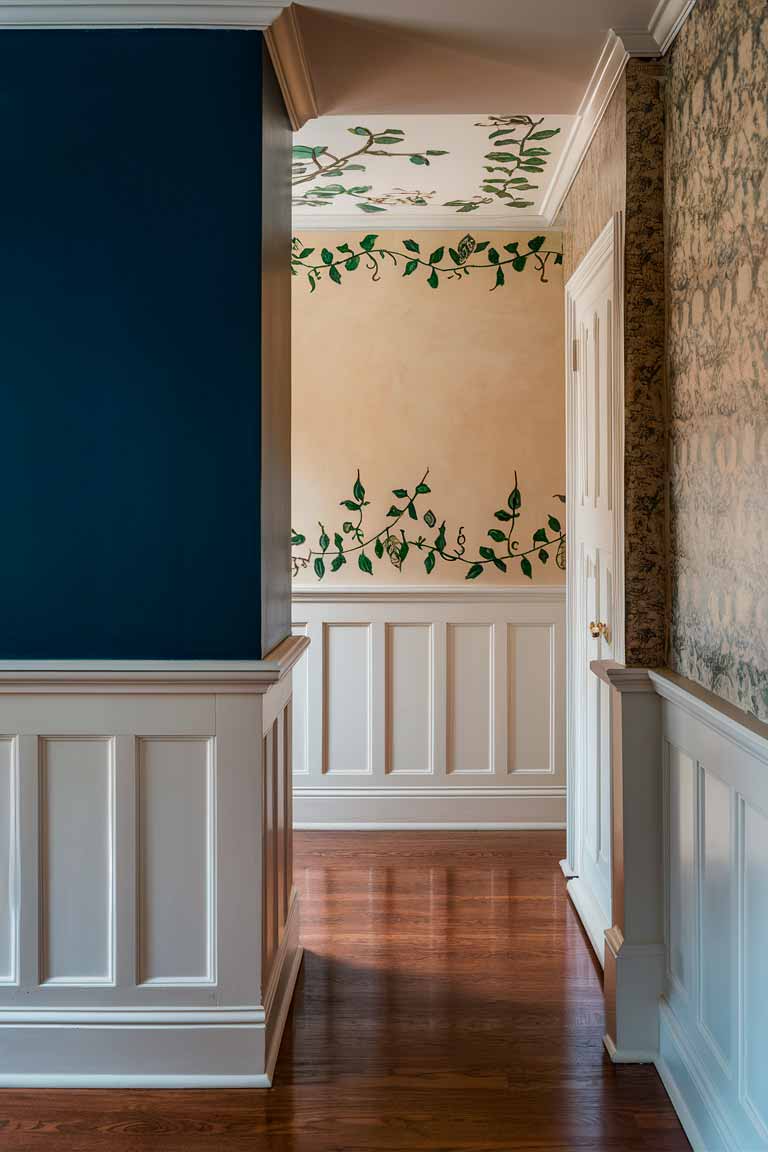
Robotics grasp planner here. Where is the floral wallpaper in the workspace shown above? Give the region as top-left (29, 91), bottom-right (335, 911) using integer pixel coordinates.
top-left (666, 0), bottom-right (768, 720)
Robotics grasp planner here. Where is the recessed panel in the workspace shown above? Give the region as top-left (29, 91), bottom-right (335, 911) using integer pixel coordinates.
top-left (40, 738), bottom-right (113, 984)
top-left (744, 800), bottom-right (768, 1131)
top-left (507, 625), bottom-right (551, 774)
top-left (0, 739), bottom-right (16, 983)
top-left (667, 744), bottom-right (696, 997)
top-left (386, 625), bottom-right (432, 774)
top-left (138, 738), bottom-right (213, 984)
top-left (700, 768), bottom-right (733, 1066)
top-left (447, 624), bottom-right (492, 774)
top-left (291, 624), bottom-right (310, 776)
top-left (324, 624), bottom-right (371, 775)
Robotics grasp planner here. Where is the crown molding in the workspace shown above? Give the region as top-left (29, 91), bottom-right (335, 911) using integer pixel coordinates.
top-left (0, 0), bottom-right (288, 26)
top-left (264, 4), bottom-right (317, 130)
top-left (648, 0), bottom-right (697, 54)
top-left (292, 210), bottom-right (560, 233)
top-left (539, 29), bottom-right (628, 224)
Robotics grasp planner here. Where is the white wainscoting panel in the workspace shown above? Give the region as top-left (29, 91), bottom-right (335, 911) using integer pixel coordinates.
top-left (292, 587), bottom-right (565, 828)
top-left (0, 738), bottom-right (17, 985)
top-left (651, 672), bottom-right (768, 1152)
top-left (40, 737), bottom-right (114, 985)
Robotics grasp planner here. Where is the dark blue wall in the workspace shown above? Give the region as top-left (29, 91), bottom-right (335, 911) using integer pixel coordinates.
top-left (0, 30), bottom-right (264, 658)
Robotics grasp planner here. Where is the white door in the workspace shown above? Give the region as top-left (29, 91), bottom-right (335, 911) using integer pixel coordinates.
top-left (563, 215), bottom-right (624, 965)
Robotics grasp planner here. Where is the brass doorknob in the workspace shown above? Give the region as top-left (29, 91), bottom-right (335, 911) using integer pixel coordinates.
top-left (589, 621), bottom-right (608, 639)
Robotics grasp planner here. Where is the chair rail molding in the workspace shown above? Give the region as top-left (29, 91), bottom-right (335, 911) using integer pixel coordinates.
top-left (291, 583), bottom-right (565, 829)
top-left (0, 0), bottom-right (289, 26)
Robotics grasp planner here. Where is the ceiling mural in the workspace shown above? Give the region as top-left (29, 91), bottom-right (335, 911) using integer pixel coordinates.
top-left (292, 114), bottom-right (573, 227)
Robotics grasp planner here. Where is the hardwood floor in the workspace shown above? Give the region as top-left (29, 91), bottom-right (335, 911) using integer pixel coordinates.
top-left (0, 831), bottom-right (689, 1151)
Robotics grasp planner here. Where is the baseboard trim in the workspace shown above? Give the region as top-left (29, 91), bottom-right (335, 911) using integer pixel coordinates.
top-left (603, 1034), bottom-right (657, 1064)
top-left (294, 788), bottom-right (565, 828)
top-left (566, 877), bottom-right (609, 966)
top-left (294, 821), bottom-right (566, 831)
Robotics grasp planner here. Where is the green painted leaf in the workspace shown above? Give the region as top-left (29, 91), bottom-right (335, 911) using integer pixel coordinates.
top-left (359, 552), bottom-right (373, 575)
top-left (426, 149), bottom-right (448, 155)
top-left (291, 532), bottom-right (306, 545)
top-left (374, 135), bottom-right (404, 144)
top-left (341, 500), bottom-right (360, 511)
top-left (513, 255), bottom-right (527, 272)
top-left (521, 557), bottom-right (533, 579)
top-left (331, 553), bottom-right (346, 572)
top-left (435, 523), bottom-right (446, 552)
top-left (555, 253), bottom-right (564, 265)
top-left (292, 145), bottom-right (316, 158)
top-left (457, 204), bottom-right (480, 212)
top-left (495, 509), bottom-right (512, 521)
top-left (321, 248), bottom-right (334, 265)
top-left (344, 164), bottom-right (367, 171)
top-left (493, 557), bottom-right (507, 572)
top-left (353, 474), bottom-right (365, 502)
top-left (449, 248), bottom-right (461, 265)
top-left (299, 247), bottom-right (315, 258)
top-left (479, 546), bottom-right (495, 560)
top-left (404, 260), bottom-right (419, 276)
top-left (314, 557), bottom-right (325, 579)
top-left (466, 564), bottom-right (483, 580)
top-left (474, 241), bottom-right (489, 252)
top-left (485, 152), bottom-right (517, 162)
top-left (345, 255), bottom-right (360, 270)
top-left (504, 242), bottom-right (519, 254)
top-left (349, 126), bottom-right (371, 136)
top-left (334, 533), bottom-right (344, 550)
top-left (533, 527), bottom-right (548, 544)
top-left (488, 528), bottom-right (506, 542)
top-left (424, 509), bottom-right (436, 528)
top-left (337, 243), bottom-right (352, 253)
top-left (509, 488), bottom-right (522, 510)
top-left (392, 488), bottom-right (408, 498)
top-left (342, 521), bottom-right (354, 532)
top-left (427, 268), bottom-right (439, 289)
top-left (399, 540), bottom-right (409, 563)
top-left (357, 203), bottom-right (386, 213)
top-left (347, 186), bottom-right (372, 195)
top-left (407, 502), bottom-right (418, 520)
top-left (539, 549), bottom-right (549, 563)
top-left (403, 239), bottom-right (420, 253)
top-left (329, 265), bottom-right (342, 284)
top-left (375, 538), bottom-right (384, 559)
top-left (548, 516), bottom-right (562, 533)
top-left (387, 505), bottom-right (402, 517)
top-left (429, 247), bottom-right (444, 264)
top-left (360, 234), bottom-right (378, 252)
top-left (528, 236), bottom-right (546, 252)
top-left (425, 551), bottom-right (436, 575)
top-left (528, 129), bottom-right (560, 140)
top-left (415, 483), bottom-right (431, 494)
top-left (409, 154), bottom-right (429, 165)
top-left (493, 266), bottom-right (505, 289)
top-left (488, 248), bottom-right (499, 264)
top-left (319, 530), bottom-right (330, 551)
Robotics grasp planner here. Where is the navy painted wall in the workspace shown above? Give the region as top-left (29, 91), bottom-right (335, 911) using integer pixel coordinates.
top-left (0, 31), bottom-right (264, 658)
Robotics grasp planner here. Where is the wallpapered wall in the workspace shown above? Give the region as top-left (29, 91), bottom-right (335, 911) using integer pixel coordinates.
top-left (666, 0), bottom-right (768, 721)
top-left (561, 60), bottom-right (666, 668)
top-left (292, 230), bottom-right (565, 585)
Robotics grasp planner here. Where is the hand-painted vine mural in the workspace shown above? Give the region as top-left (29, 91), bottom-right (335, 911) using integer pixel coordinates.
top-left (291, 116), bottom-right (564, 217)
top-left (291, 233), bottom-right (563, 292)
top-left (292, 125), bottom-right (448, 214)
top-left (291, 470), bottom-right (566, 581)
top-left (447, 115), bottom-right (561, 214)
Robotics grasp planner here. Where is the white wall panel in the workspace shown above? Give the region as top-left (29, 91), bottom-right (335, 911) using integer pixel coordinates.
top-left (508, 624), bottom-right (552, 774)
top-left (323, 623), bottom-right (371, 775)
top-left (292, 588), bottom-right (566, 826)
top-left (667, 743), bottom-right (696, 1000)
top-left (386, 624), bottom-right (432, 775)
top-left (744, 799), bottom-right (768, 1137)
top-left (0, 739), bottom-right (17, 984)
top-left (446, 624), bottom-right (493, 775)
top-left (137, 738), bottom-right (214, 985)
top-left (40, 738), bottom-right (114, 984)
top-left (699, 767), bottom-right (734, 1068)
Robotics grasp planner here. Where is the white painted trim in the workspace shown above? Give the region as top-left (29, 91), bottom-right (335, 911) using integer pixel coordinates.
top-left (264, 4), bottom-right (317, 131)
top-left (294, 822), bottom-right (565, 831)
top-left (0, 1073), bottom-right (274, 1088)
top-left (540, 32), bottom-right (628, 224)
top-left (294, 785), bottom-right (565, 799)
top-left (293, 211), bottom-right (557, 233)
top-left (650, 670), bottom-right (768, 766)
top-left (566, 877), bottom-right (607, 966)
top-left (292, 584), bottom-right (565, 605)
top-left (648, 0), bottom-right (697, 54)
top-left (0, 0), bottom-right (288, 26)
top-left (603, 1035), bottom-right (657, 1064)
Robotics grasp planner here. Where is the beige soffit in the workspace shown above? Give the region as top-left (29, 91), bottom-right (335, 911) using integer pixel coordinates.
top-left (265, 3), bottom-right (318, 130)
top-left (0, 0), bottom-right (289, 25)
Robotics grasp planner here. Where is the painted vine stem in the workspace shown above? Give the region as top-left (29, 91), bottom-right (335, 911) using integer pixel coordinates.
top-left (292, 125), bottom-right (448, 214)
top-left (291, 470), bottom-right (566, 581)
top-left (291, 232), bottom-right (563, 292)
top-left (447, 115), bottom-right (562, 214)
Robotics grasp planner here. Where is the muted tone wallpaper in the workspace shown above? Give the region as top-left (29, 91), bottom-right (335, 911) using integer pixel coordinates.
top-left (292, 230), bottom-right (565, 585)
top-left (666, 0), bottom-right (768, 720)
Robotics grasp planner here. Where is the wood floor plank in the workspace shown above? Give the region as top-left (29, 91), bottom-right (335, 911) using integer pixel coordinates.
top-left (0, 830), bottom-right (689, 1151)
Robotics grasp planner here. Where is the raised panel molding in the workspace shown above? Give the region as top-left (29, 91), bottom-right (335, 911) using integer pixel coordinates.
top-left (0, 738), bottom-right (19, 985)
top-left (292, 587), bottom-right (565, 828)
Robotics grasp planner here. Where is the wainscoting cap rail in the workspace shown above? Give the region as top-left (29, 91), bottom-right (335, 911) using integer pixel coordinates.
top-left (0, 634), bottom-right (310, 694)
top-left (649, 668), bottom-right (768, 764)
top-left (0, 0), bottom-right (290, 27)
top-left (590, 660), bottom-right (656, 693)
top-left (291, 584), bottom-right (566, 605)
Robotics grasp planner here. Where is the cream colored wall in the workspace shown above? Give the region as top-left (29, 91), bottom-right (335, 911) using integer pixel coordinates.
top-left (292, 229), bottom-right (565, 585)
